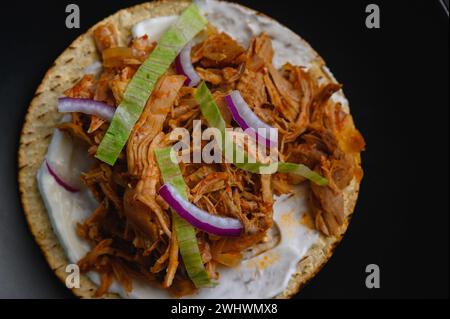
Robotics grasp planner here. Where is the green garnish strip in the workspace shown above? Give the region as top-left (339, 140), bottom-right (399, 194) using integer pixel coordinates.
top-left (154, 147), bottom-right (211, 288)
top-left (96, 4), bottom-right (208, 165)
top-left (194, 82), bottom-right (328, 186)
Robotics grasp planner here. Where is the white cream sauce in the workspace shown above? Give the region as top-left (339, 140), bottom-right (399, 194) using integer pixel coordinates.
top-left (132, 15), bottom-right (179, 41)
top-left (83, 61), bottom-right (103, 76)
top-left (37, 0), bottom-right (349, 298)
top-left (37, 129), bottom-right (96, 264)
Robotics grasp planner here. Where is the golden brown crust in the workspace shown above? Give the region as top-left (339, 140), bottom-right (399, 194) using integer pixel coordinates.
top-left (18, 0), bottom-right (362, 299)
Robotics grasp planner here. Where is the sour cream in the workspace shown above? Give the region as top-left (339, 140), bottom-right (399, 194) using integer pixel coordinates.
top-left (38, 0), bottom-right (349, 299)
top-left (132, 15), bottom-right (179, 41)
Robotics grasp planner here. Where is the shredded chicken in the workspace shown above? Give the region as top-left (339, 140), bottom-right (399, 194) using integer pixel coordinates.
top-left (93, 23), bottom-right (118, 53)
top-left (127, 75), bottom-right (185, 176)
top-left (65, 27), bottom-right (365, 297)
top-left (192, 32), bottom-right (245, 68)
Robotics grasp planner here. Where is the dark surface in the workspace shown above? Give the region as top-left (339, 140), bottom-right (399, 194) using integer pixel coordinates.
top-left (0, 0), bottom-right (448, 299)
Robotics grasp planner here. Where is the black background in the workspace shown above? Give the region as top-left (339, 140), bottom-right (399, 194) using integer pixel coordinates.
top-left (0, 0), bottom-right (448, 299)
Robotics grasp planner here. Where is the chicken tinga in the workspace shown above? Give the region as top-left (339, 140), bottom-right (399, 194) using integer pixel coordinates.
top-left (23, 1), bottom-right (365, 298)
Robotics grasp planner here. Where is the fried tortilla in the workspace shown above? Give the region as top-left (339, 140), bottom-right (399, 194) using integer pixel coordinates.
top-left (18, 0), bottom-right (364, 299)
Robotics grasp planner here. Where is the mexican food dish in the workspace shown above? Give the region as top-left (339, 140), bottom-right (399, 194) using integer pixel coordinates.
top-left (18, 0), bottom-right (365, 298)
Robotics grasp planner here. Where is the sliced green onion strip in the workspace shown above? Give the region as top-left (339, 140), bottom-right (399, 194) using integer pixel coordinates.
top-left (194, 82), bottom-right (328, 186)
top-left (195, 82), bottom-right (275, 174)
top-left (277, 162), bottom-right (328, 186)
top-left (154, 147), bottom-right (211, 288)
top-left (96, 4), bottom-right (208, 165)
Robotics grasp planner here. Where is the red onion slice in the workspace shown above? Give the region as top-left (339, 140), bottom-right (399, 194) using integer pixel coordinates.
top-left (175, 43), bottom-right (201, 87)
top-left (159, 183), bottom-right (243, 237)
top-left (58, 97), bottom-right (115, 122)
top-left (224, 91), bottom-right (278, 148)
top-left (45, 160), bottom-right (80, 193)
